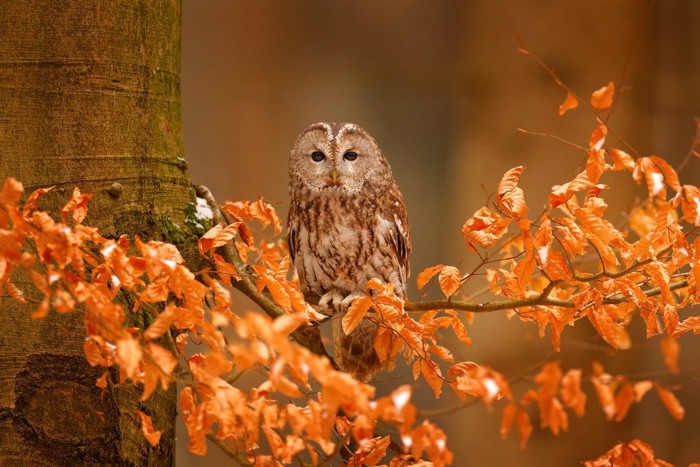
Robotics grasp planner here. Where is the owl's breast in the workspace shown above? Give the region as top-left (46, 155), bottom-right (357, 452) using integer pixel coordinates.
top-left (290, 191), bottom-right (395, 297)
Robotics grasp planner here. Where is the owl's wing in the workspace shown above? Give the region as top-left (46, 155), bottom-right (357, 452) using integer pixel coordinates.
top-left (384, 184), bottom-right (411, 285)
top-left (288, 227), bottom-right (297, 264)
top-left (287, 209), bottom-right (298, 265)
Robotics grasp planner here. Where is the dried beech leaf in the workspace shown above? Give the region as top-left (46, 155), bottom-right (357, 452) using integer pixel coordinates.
top-left (590, 81), bottom-right (615, 110)
top-left (438, 266), bottom-right (461, 298)
top-left (654, 383), bottom-right (685, 421)
top-left (516, 408), bottom-right (533, 448)
top-left (416, 264), bottom-right (444, 289)
top-left (558, 92), bottom-right (578, 116)
top-left (137, 411), bottom-right (162, 446)
top-left (660, 336), bottom-right (680, 375)
top-left (342, 296), bottom-right (373, 335)
top-left (61, 187), bottom-right (92, 224)
top-left (497, 166), bottom-right (528, 220)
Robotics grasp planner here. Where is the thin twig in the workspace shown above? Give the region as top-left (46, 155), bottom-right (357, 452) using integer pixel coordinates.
top-left (315, 429), bottom-right (352, 467)
top-left (205, 434), bottom-right (252, 466)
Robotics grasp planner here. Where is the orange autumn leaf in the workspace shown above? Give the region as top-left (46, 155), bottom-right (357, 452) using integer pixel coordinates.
top-left (548, 171), bottom-right (593, 210)
top-left (645, 264), bottom-right (674, 305)
top-left (497, 166), bottom-right (528, 220)
top-left (586, 149), bottom-right (607, 185)
top-left (634, 381), bottom-right (654, 402)
top-left (61, 187), bottom-right (92, 224)
top-left (584, 439), bottom-right (672, 467)
top-left (342, 295), bottom-right (373, 335)
top-left (500, 402), bottom-right (518, 441)
top-left (609, 148), bottom-right (636, 171)
top-left (672, 315), bottom-right (700, 337)
top-left (627, 203), bottom-right (660, 238)
top-left (585, 125), bottom-right (608, 184)
top-left (660, 336), bottom-right (680, 375)
top-left (613, 382), bottom-right (635, 422)
top-left (587, 307), bottom-right (621, 349)
top-left (653, 383), bottom-right (685, 421)
top-left (222, 198), bottom-right (282, 234)
top-left (0, 177), bottom-right (24, 207)
top-left (403, 420), bottom-right (453, 466)
top-left (53, 287), bottom-right (76, 313)
top-left (116, 337), bottom-right (142, 379)
top-left (420, 359), bottom-right (444, 398)
top-left (360, 436), bottom-right (391, 466)
top-left (570, 206), bottom-right (625, 268)
top-left (450, 313), bottom-right (472, 347)
top-left (590, 371), bottom-right (615, 421)
top-left (263, 275), bottom-right (292, 313)
top-left (634, 156), bottom-right (681, 198)
top-left (212, 252), bottom-right (239, 285)
top-left (146, 343), bottom-right (178, 379)
top-left (84, 337), bottom-right (108, 367)
top-left (22, 186), bottom-right (53, 218)
top-left (590, 81), bottom-right (615, 110)
top-left (532, 362), bottom-right (569, 436)
top-left (462, 207), bottom-right (511, 251)
top-left (140, 276), bottom-right (170, 302)
top-left (95, 371), bottom-right (109, 389)
top-left (558, 92), bottom-right (578, 116)
top-left (533, 219), bottom-right (553, 267)
top-left (681, 185), bottom-right (700, 225)
top-left (516, 408), bottom-right (533, 448)
top-left (198, 222), bottom-right (240, 255)
top-left (428, 344), bottom-right (454, 362)
top-left (449, 361), bottom-right (509, 404)
top-left (137, 410), bottom-right (162, 447)
top-left (560, 369), bottom-right (586, 417)
top-left (552, 216), bottom-right (587, 256)
top-left (438, 266), bottom-right (461, 298)
top-left (373, 328), bottom-right (393, 363)
top-left (270, 312), bottom-right (307, 336)
top-left (416, 264), bottom-right (444, 289)
top-left (649, 155), bottom-right (681, 193)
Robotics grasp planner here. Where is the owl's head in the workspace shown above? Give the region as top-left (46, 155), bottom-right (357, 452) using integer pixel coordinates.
top-left (289, 122), bottom-right (392, 194)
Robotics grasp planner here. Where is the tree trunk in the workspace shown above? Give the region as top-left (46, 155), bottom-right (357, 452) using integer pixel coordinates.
top-left (0, 1), bottom-right (193, 464)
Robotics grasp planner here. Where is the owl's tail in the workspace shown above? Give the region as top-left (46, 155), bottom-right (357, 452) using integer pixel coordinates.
top-left (331, 315), bottom-right (398, 383)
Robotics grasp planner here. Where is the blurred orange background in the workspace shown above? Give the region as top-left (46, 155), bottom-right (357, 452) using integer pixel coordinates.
top-left (179, 2), bottom-right (700, 465)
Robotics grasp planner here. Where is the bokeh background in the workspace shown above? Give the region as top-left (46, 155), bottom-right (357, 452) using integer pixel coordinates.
top-left (179, 2), bottom-right (700, 465)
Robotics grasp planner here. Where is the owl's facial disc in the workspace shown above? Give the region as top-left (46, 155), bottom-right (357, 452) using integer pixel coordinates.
top-left (290, 123), bottom-right (383, 194)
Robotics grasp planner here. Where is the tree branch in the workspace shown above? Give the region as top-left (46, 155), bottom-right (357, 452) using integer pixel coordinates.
top-left (405, 277), bottom-right (689, 313)
top-left (194, 185), bottom-right (285, 319)
top-left (194, 185), bottom-right (331, 359)
top-left (205, 434), bottom-right (252, 466)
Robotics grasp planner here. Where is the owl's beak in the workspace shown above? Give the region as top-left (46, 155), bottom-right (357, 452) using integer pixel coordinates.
top-left (331, 169), bottom-right (338, 182)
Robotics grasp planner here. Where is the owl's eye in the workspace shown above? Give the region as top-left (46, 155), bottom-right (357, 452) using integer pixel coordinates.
top-left (311, 151), bottom-right (325, 162)
top-left (343, 151), bottom-right (358, 161)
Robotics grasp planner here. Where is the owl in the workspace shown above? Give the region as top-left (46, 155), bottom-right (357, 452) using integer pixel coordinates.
top-left (287, 122), bottom-right (411, 382)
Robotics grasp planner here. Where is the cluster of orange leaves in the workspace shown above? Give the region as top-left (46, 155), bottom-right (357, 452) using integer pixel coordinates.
top-left (0, 179), bottom-right (454, 466)
top-left (1, 80), bottom-right (699, 465)
top-left (409, 81), bottom-right (700, 454)
top-left (584, 439), bottom-right (674, 467)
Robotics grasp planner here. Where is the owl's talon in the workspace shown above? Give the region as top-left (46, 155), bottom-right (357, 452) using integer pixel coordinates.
top-left (319, 291), bottom-right (344, 311)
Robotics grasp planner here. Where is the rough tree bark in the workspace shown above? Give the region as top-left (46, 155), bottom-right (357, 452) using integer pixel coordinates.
top-left (0, 1), bottom-right (194, 464)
